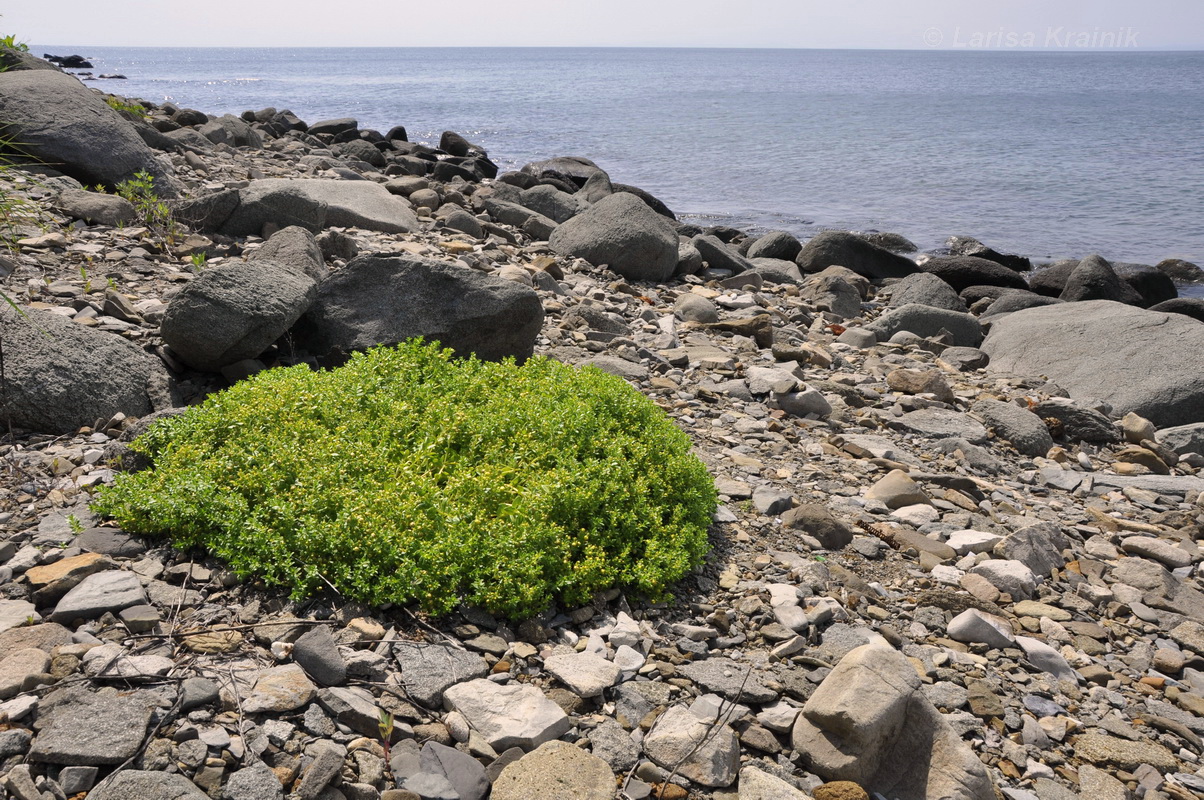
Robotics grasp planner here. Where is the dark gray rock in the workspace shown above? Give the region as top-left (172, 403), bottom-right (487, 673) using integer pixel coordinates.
top-left (1059, 255), bottom-right (1142, 304)
top-left (747, 230), bottom-right (802, 261)
top-left (549, 192), bottom-right (678, 282)
top-left (979, 290), bottom-right (1062, 319)
top-left (292, 254), bottom-right (543, 366)
top-left (420, 741), bottom-right (489, 800)
top-left (971, 398), bottom-right (1054, 457)
top-left (919, 256), bottom-right (1029, 293)
top-left (308, 117), bottom-right (358, 137)
top-left (1031, 398), bottom-right (1120, 444)
top-left (88, 771), bottom-right (208, 800)
top-left (51, 570), bottom-right (147, 623)
top-left (861, 232), bottom-right (917, 253)
top-left (781, 504), bottom-right (854, 550)
top-left (248, 225), bottom-right (327, 281)
top-left (224, 761), bottom-right (283, 800)
top-left (335, 138), bottom-right (386, 168)
top-left (1027, 260), bottom-right (1078, 297)
top-left (611, 182), bottom-right (675, 219)
top-left (393, 641), bottom-right (488, 708)
top-left (1149, 297), bottom-right (1204, 323)
top-left (983, 300), bottom-right (1204, 427)
top-left (947, 236), bottom-right (1031, 272)
top-left (938, 347), bottom-right (989, 371)
top-left (293, 626), bottom-right (347, 686)
top-left (0, 70), bottom-right (180, 194)
top-left (1116, 262), bottom-right (1178, 308)
top-left (865, 303), bottom-right (984, 348)
top-left (997, 522), bottom-right (1069, 579)
top-left (521, 155), bottom-right (608, 188)
top-left (76, 528), bottom-right (146, 558)
top-left (296, 740), bottom-right (347, 800)
top-left (440, 208), bottom-right (485, 239)
top-left (517, 184), bottom-right (580, 223)
top-left (0, 306), bottom-right (168, 434)
top-left (795, 231), bottom-right (918, 280)
top-left (161, 260), bottom-right (317, 372)
top-left (693, 234), bottom-right (754, 274)
top-left (887, 272), bottom-right (967, 312)
top-left (29, 686), bottom-right (154, 765)
top-left (1159, 423), bottom-right (1204, 455)
top-left (53, 189), bottom-right (136, 226)
top-left (1156, 258), bottom-right (1204, 283)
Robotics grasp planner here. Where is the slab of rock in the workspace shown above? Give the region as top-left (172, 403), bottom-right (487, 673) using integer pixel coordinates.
top-left (543, 652), bottom-right (619, 698)
top-left (983, 300), bottom-right (1204, 427)
top-left (1015, 636), bottom-right (1077, 683)
top-left (549, 192), bottom-right (679, 282)
top-left (442, 678), bottom-right (571, 752)
top-left (644, 704), bottom-right (740, 788)
top-left (490, 739), bottom-right (613, 800)
top-left (86, 770), bottom-right (209, 800)
top-left (888, 408), bottom-right (990, 443)
top-left (792, 644), bottom-right (993, 800)
top-left (317, 686), bottom-right (383, 737)
top-left (1121, 536), bottom-right (1193, 569)
top-left (969, 560), bottom-right (1036, 600)
top-left (678, 657), bottom-right (780, 704)
top-left (394, 641), bottom-right (488, 708)
top-left (50, 570), bottom-right (147, 623)
top-left (223, 761), bottom-right (284, 800)
top-left (240, 664), bottom-right (317, 713)
top-left (54, 188), bottom-right (137, 226)
top-left (292, 253), bottom-right (543, 365)
top-left (919, 256), bottom-right (1028, 293)
top-left (1073, 732), bottom-right (1178, 772)
top-left (0, 69), bottom-right (180, 194)
top-left (0, 306), bottom-right (168, 434)
top-left (1159, 422), bottom-right (1204, 455)
top-left (161, 259), bottom-right (317, 372)
top-left (221, 178), bottom-right (418, 235)
top-left (995, 522), bottom-right (1069, 579)
top-left (29, 687), bottom-right (154, 765)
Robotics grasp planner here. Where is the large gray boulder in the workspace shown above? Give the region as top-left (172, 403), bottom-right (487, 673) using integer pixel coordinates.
top-left (549, 192), bottom-right (678, 282)
top-left (1059, 255), bottom-right (1142, 304)
top-left (160, 261), bottom-right (318, 372)
top-left (53, 188), bottom-right (137, 226)
top-left (1159, 423), bottom-right (1204, 455)
top-left (795, 231), bottom-right (918, 280)
top-left (0, 306), bottom-right (169, 434)
top-left (0, 70), bottom-right (179, 195)
top-left (919, 256), bottom-right (1028, 293)
top-left (791, 644), bottom-right (994, 800)
top-left (220, 179), bottom-right (419, 236)
top-left (866, 303), bottom-right (984, 347)
top-left (292, 254), bottom-right (544, 365)
top-left (247, 225), bottom-right (327, 282)
top-left (887, 272), bottom-right (967, 312)
top-left (982, 300), bottom-right (1204, 427)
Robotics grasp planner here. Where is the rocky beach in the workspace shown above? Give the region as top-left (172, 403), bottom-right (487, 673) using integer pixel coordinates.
top-left (2, 49), bottom-right (1204, 800)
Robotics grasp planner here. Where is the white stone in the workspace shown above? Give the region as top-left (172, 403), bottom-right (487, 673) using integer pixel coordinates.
top-left (544, 652), bottom-right (620, 697)
top-left (613, 645), bottom-right (645, 673)
top-left (947, 609), bottom-right (1015, 650)
top-left (890, 503), bottom-right (940, 526)
top-left (1015, 636), bottom-right (1078, 683)
top-left (946, 529), bottom-right (1003, 556)
top-left (443, 678), bottom-right (571, 751)
top-left (969, 559), bottom-right (1037, 599)
top-left (1121, 536), bottom-right (1193, 569)
top-left (0, 600), bottom-right (41, 634)
top-left (644, 705), bottom-right (739, 788)
top-left (756, 701), bottom-right (801, 733)
top-left (739, 765), bottom-right (812, 799)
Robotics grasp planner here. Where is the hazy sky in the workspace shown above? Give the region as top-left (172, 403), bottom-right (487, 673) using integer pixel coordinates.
top-left (7, 0), bottom-right (1202, 49)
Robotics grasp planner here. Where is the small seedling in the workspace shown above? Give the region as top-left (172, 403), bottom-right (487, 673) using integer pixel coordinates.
top-left (67, 513), bottom-right (83, 534)
top-left (79, 265), bottom-right (92, 293)
top-left (189, 252), bottom-right (207, 269)
top-left (378, 709), bottom-right (394, 766)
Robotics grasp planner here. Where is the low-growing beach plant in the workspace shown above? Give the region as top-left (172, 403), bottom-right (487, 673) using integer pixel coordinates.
top-left (116, 171), bottom-right (178, 244)
top-left (104, 95), bottom-right (149, 120)
top-left (93, 341), bottom-right (717, 619)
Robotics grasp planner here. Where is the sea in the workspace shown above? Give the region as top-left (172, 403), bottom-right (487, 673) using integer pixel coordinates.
top-left (31, 46), bottom-right (1204, 293)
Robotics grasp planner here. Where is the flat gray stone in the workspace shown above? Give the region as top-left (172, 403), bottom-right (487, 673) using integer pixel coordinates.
top-left (86, 771), bottom-right (208, 800)
top-left (491, 739), bottom-right (616, 800)
top-left (678, 657), bottom-right (780, 704)
top-left (888, 408), bottom-right (989, 443)
top-left (543, 652), bottom-right (620, 698)
top-left (241, 664), bottom-right (317, 713)
top-left (293, 626), bottom-right (347, 686)
top-left (50, 570), bottom-right (146, 623)
top-left (0, 600), bottom-right (41, 634)
top-left (224, 761), bottom-right (283, 800)
top-left (420, 741), bottom-right (489, 800)
top-left (947, 609), bottom-right (1014, 650)
top-left (644, 705), bottom-right (740, 788)
top-left (28, 687), bottom-right (154, 765)
top-left (394, 641), bottom-right (488, 708)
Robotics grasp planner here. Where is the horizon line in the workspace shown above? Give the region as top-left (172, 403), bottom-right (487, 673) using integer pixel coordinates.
top-left (31, 43), bottom-right (1204, 54)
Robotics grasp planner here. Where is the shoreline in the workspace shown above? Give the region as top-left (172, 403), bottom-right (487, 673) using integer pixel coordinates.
top-left (2, 57), bottom-right (1204, 800)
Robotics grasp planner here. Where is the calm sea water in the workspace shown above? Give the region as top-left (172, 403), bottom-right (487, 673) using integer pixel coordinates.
top-left (32, 46), bottom-right (1204, 287)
